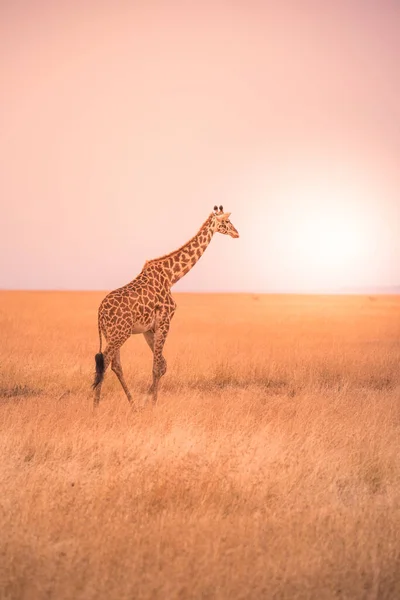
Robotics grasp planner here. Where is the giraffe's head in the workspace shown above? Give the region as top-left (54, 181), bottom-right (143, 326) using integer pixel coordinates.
top-left (212, 205), bottom-right (239, 238)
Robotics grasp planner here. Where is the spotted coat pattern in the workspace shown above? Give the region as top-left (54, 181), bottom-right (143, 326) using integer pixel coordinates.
top-left (93, 209), bottom-right (239, 407)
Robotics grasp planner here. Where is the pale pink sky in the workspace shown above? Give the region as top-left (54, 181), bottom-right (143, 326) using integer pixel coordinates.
top-left (1, 0), bottom-right (399, 292)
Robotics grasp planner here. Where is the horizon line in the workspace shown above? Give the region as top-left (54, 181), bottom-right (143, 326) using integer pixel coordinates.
top-left (1, 288), bottom-right (400, 296)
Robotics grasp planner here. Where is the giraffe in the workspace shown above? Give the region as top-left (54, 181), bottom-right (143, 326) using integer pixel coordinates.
top-left (92, 205), bottom-right (239, 408)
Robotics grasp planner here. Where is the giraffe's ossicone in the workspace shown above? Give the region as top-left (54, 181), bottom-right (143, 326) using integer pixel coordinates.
top-left (92, 206), bottom-right (239, 407)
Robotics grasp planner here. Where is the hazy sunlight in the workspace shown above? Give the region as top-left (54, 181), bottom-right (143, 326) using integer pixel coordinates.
top-left (1, 1), bottom-right (399, 292)
top-left (288, 182), bottom-right (370, 279)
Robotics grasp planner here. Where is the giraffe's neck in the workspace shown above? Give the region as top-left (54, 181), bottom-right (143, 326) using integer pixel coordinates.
top-left (146, 215), bottom-right (215, 286)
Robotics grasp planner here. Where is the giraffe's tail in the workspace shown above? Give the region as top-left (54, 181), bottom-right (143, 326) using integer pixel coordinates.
top-left (92, 353), bottom-right (105, 389)
top-left (92, 314), bottom-right (104, 389)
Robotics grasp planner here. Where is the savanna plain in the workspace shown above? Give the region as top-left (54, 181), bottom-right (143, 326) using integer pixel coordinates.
top-left (1, 291), bottom-right (400, 600)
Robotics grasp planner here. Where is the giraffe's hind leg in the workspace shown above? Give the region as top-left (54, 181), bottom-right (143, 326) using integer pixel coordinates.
top-left (111, 348), bottom-right (133, 405)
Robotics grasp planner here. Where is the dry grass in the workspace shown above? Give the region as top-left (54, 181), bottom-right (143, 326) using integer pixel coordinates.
top-left (0, 291), bottom-right (400, 600)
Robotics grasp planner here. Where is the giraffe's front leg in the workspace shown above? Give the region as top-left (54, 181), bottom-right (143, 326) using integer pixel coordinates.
top-left (149, 324), bottom-right (170, 405)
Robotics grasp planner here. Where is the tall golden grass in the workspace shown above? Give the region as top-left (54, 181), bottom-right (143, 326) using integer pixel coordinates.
top-left (1, 291), bottom-right (399, 599)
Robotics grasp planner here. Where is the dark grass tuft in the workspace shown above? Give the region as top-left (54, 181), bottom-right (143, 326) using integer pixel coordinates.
top-left (0, 385), bottom-right (42, 399)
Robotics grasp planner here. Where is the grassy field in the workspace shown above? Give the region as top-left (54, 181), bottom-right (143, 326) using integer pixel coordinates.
top-left (0, 291), bottom-right (399, 600)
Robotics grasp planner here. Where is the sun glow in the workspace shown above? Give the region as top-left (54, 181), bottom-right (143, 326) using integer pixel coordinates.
top-left (292, 209), bottom-right (367, 270)
top-left (284, 178), bottom-right (375, 290)
top-left (245, 168), bottom-right (379, 292)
